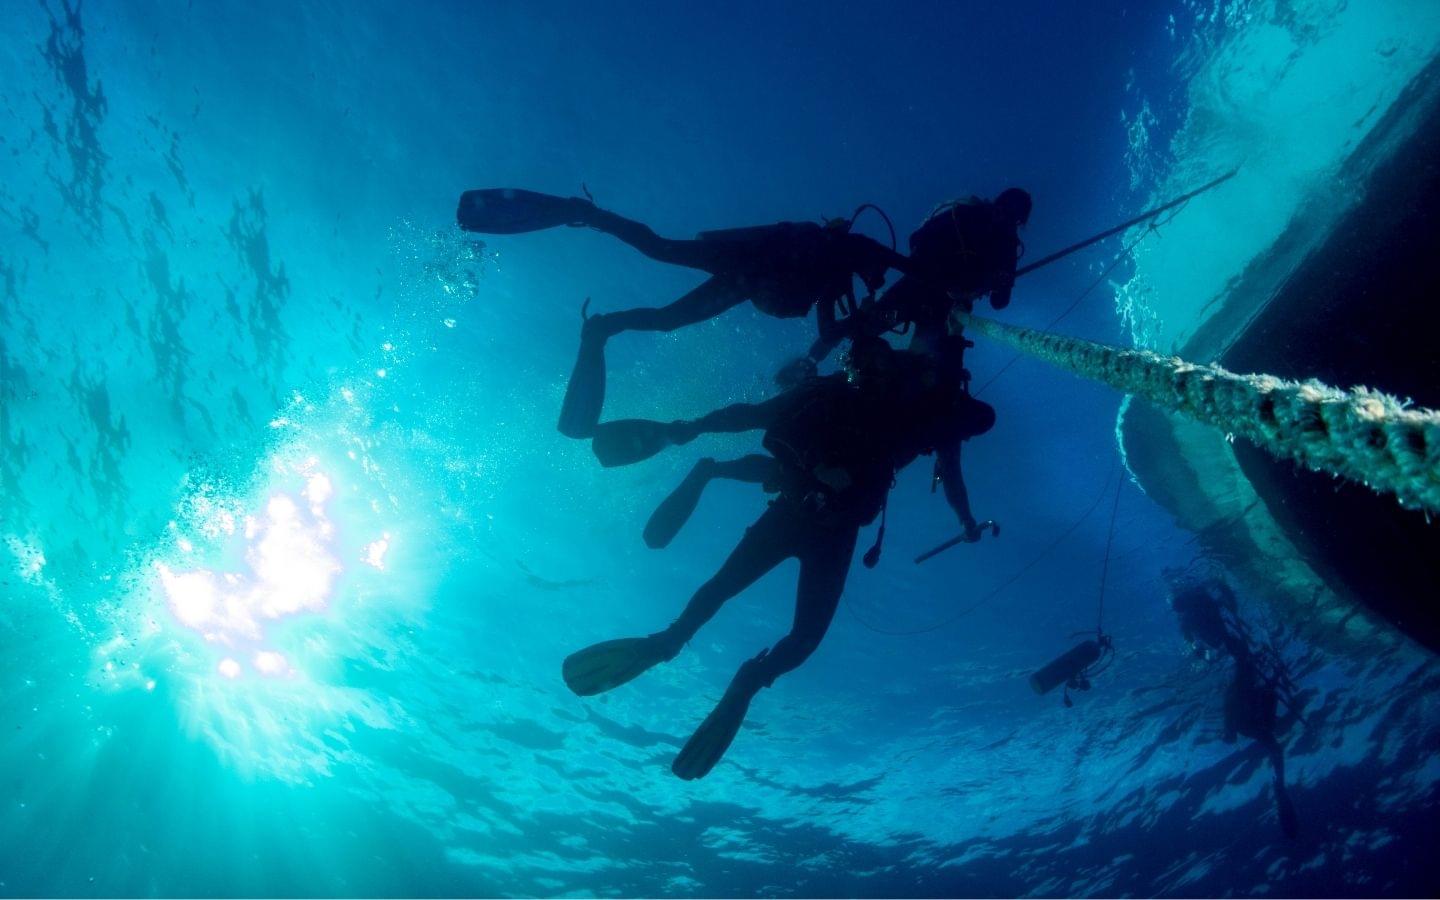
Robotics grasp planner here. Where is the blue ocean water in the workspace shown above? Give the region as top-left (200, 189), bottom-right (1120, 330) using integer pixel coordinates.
top-left (2, 1), bottom-right (1438, 896)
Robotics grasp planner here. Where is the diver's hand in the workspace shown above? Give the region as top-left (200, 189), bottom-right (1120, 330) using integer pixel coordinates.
top-left (961, 519), bottom-right (1000, 542)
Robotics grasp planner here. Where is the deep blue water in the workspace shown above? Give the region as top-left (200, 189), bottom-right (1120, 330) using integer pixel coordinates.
top-left (2, 1), bottom-right (1439, 896)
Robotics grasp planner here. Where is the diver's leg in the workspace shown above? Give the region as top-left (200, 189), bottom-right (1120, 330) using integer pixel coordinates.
top-left (581, 206), bottom-right (719, 270)
top-left (1221, 669), bottom-right (1242, 743)
top-left (1263, 735), bottom-right (1298, 838)
top-left (592, 276), bottom-right (747, 337)
top-left (643, 455), bottom-right (781, 550)
top-left (711, 454), bottom-right (783, 485)
top-left (563, 507), bottom-right (790, 698)
top-left (671, 520), bottom-right (858, 780)
top-left (562, 277), bottom-right (744, 437)
top-left (750, 522), bottom-right (860, 686)
top-left (659, 502), bottom-right (796, 648)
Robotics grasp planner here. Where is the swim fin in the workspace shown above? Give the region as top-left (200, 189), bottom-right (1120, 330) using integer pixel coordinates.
top-left (562, 634), bottom-right (676, 697)
top-left (456, 188), bottom-right (593, 235)
top-left (558, 321), bottom-right (608, 439)
top-left (672, 652), bottom-right (769, 781)
top-left (591, 418), bottom-right (679, 468)
top-left (643, 461), bottom-right (714, 549)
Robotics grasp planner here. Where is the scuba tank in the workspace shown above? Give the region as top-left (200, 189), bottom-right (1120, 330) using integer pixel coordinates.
top-left (1029, 640), bottom-right (1103, 695)
top-left (1030, 633), bottom-right (1114, 702)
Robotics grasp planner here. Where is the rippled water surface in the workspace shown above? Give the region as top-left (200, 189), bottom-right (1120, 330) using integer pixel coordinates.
top-left (2, 1), bottom-right (1438, 896)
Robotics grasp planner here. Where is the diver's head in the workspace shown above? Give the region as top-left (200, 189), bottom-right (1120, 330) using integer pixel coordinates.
top-left (995, 188), bottom-right (1032, 227)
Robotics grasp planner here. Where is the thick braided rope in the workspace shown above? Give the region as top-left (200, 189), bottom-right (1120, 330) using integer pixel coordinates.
top-left (956, 312), bottom-right (1440, 514)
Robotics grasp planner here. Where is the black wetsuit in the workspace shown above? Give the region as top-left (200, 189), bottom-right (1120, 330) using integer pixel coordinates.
top-left (659, 369), bottom-right (993, 687)
top-left (1172, 575), bottom-right (1300, 838)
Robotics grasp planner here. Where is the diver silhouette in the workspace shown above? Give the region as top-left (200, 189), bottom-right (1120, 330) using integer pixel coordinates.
top-left (810, 188), bottom-right (1031, 361)
top-left (1168, 568), bottom-right (1301, 839)
top-left (562, 336), bottom-right (996, 779)
top-left (455, 187), bottom-right (912, 438)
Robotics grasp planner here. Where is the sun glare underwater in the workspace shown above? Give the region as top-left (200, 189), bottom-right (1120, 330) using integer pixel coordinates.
top-left (3, 1), bottom-right (1440, 897)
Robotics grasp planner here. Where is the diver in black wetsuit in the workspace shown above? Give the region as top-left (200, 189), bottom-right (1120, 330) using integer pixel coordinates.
top-left (455, 188), bottom-right (911, 438)
top-left (562, 336), bottom-right (996, 780)
top-left (809, 188), bottom-right (1031, 361)
top-left (1166, 568), bottom-right (1301, 839)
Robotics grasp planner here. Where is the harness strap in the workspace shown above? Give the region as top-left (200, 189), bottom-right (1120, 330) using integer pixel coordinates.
top-left (862, 475), bottom-right (895, 569)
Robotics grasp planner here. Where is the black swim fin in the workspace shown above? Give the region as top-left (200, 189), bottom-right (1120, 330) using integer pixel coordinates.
top-left (643, 462), bottom-right (713, 549)
top-left (592, 419), bottom-right (679, 468)
top-left (559, 323), bottom-right (608, 439)
top-left (672, 652), bottom-right (769, 781)
top-left (562, 634), bottom-right (675, 697)
top-left (456, 188), bottom-right (593, 234)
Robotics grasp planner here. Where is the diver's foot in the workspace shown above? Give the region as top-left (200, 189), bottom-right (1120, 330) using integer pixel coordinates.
top-left (581, 309), bottom-right (621, 341)
top-left (671, 651), bottom-right (770, 781)
top-left (562, 631), bottom-right (683, 697)
top-left (693, 457), bottom-right (718, 477)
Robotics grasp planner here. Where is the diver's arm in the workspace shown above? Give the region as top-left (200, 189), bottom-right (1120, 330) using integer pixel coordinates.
top-left (808, 277), bottom-right (910, 362)
top-left (936, 441), bottom-right (982, 538)
top-left (808, 305), bottom-right (868, 363)
top-left (988, 237), bottom-right (1020, 310)
top-left (990, 277), bottom-right (1013, 312)
top-left (989, 272), bottom-right (1014, 310)
top-left (848, 233), bottom-right (915, 279)
top-left (816, 294), bottom-right (840, 347)
top-left (872, 243), bottom-right (915, 278)
top-left (807, 326), bottom-right (844, 364)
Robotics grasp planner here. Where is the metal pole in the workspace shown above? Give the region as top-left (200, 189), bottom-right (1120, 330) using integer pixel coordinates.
top-left (1015, 168), bottom-right (1238, 278)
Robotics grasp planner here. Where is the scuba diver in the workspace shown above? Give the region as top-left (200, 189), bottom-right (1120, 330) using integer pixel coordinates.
top-left (1224, 647), bottom-right (1299, 840)
top-left (808, 188), bottom-right (1031, 361)
top-left (455, 187), bottom-right (912, 438)
top-left (562, 336), bottom-right (996, 780)
top-left (1168, 568), bottom-right (1243, 661)
top-left (1166, 567), bottom-right (1301, 839)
